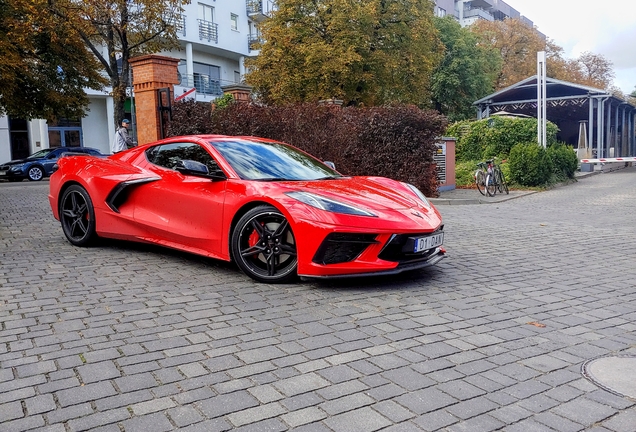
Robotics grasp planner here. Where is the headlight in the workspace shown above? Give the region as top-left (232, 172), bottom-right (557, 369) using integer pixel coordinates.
top-left (286, 191), bottom-right (377, 217)
top-left (10, 164), bottom-right (24, 171)
top-left (405, 183), bottom-right (431, 209)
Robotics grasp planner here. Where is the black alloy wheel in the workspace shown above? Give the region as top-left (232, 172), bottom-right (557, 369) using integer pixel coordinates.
top-left (231, 205), bottom-right (298, 283)
top-left (59, 185), bottom-right (97, 246)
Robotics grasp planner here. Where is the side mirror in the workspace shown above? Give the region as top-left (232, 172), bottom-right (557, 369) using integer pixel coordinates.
top-left (175, 159), bottom-right (226, 180)
top-left (324, 161), bottom-right (336, 170)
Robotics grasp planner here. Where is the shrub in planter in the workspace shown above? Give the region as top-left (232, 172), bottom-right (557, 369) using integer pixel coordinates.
top-left (547, 143), bottom-right (578, 180)
top-left (508, 142), bottom-right (552, 187)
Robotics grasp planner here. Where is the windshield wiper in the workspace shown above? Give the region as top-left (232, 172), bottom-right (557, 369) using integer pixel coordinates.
top-left (313, 175), bottom-right (343, 180)
top-left (253, 177), bottom-right (292, 182)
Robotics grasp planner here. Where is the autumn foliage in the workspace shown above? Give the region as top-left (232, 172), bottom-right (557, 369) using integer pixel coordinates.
top-left (167, 101), bottom-right (447, 197)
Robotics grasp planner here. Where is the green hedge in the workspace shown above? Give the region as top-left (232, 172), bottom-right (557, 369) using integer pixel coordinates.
top-left (508, 142), bottom-right (553, 187)
top-left (448, 116), bottom-right (558, 162)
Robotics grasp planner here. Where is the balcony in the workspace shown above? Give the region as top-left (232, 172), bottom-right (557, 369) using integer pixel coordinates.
top-left (248, 34), bottom-right (263, 53)
top-left (463, 8), bottom-right (494, 21)
top-left (198, 19), bottom-right (218, 43)
top-left (246, 0), bottom-right (276, 22)
top-left (469, 0), bottom-right (493, 9)
top-left (165, 13), bottom-right (186, 37)
top-left (179, 73), bottom-right (223, 96)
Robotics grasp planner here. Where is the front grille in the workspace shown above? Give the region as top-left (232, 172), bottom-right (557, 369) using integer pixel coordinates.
top-left (313, 233), bottom-right (378, 265)
top-left (378, 227), bottom-right (444, 263)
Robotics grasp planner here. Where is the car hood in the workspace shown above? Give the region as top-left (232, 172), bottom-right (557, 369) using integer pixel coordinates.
top-left (283, 177), bottom-right (428, 212)
top-left (1, 159), bottom-right (30, 166)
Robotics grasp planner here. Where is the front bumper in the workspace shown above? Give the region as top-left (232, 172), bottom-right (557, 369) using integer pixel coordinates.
top-left (300, 247), bottom-right (446, 279)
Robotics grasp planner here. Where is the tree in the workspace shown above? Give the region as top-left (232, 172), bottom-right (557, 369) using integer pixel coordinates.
top-left (629, 87), bottom-right (636, 106)
top-left (245, 0), bottom-right (444, 106)
top-left (47, 0), bottom-right (187, 128)
top-left (430, 16), bottom-right (500, 121)
top-left (0, 0), bottom-right (106, 120)
top-left (569, 51), bottom-right (615, 90)
top-left (470, 18), bottom-right (565, 90)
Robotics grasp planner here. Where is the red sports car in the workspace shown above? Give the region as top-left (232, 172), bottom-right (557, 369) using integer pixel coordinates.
top-left (49, 135), bottom-right (445, 283)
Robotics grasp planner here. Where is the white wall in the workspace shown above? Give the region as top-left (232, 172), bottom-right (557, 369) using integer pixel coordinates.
top-left (0, 116), bottom-right (10, 162)
top-left (82, 97), bottom-right (111, 154)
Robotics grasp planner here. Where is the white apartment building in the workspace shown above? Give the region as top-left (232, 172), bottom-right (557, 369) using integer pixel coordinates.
top-left (1, 0), bottom-right (535, 163)
top-left (434, 0), bottom-right (535, 28)
top-left (0, 0), bottom-right (274, 162)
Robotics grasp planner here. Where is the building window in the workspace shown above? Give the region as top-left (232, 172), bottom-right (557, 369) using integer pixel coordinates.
top-left (198, 3), bottom-right (214, 22)
top-left (231, 14), bottom-right (239, 31)
top-left (436, 7), bottom-right (446, 17)
top-left (234, 71), bottom-right (241, 83)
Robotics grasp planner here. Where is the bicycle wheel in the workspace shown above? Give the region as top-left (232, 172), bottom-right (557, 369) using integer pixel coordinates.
top-left (498, 169), bottom-right (509, 194)
top-left (496, 168), bottom-right (504, 194)
top-left (475, 170), bottom-right (486, 196)
top-left (486, 174), bottom-right (497, 197)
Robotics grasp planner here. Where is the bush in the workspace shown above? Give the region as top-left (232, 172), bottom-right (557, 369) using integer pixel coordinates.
top-left (448, 116), bottom-right (559, 162)
top-left (508, 142), bottom-right (552, 187)
top-left (455, 160), bottom-right (480, 188)
top-left (547, 143), bottom-right (578, 180)
top-left (167, 101), bottom-right (448, 197)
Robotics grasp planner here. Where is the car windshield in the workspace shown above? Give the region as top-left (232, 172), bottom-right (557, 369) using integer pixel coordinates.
top-left (210, 139), bottom-right (342, 181)
top-left (27, 149), bottom-right (56, 159)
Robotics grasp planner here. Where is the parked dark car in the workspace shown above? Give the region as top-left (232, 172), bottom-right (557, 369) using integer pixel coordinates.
top-left (0, 147), bottom-right (103, 181)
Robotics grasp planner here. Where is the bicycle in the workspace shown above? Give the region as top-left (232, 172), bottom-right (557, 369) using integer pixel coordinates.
top-left (475, 159), bottom-right (509, 197)
top-left (474, 161), bottom-right (489, 196)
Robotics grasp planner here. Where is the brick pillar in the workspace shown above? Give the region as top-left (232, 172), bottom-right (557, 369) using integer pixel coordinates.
top-left (129, 55), bottom-right (180, 145)
top-left (221, 83), bottom-right (252, 103)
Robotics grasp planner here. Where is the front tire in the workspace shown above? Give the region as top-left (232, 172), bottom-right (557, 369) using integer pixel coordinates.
top-left (486, 174), bottom-right (497, 197)
top-left (231, 205), bottom-right (298, 283)
top-left (27, 166), bottom-right (44, 181)
top-left (475, 170), bottom-right (486, 196)
top-left (59, 185), bottom-right (97, 246)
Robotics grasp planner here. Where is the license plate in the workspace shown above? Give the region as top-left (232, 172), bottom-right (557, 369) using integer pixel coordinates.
top-left (0, 170), bottom-right (6, 176)
top-left (413, 232), bottom-right (444, 253)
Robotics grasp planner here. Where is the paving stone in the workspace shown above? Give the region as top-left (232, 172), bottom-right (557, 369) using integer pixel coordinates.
top-left (552, 397), bottom-right (618, 426)
top-left (77, 361), bottom-right (121, 384)
top-left (121, 412), bottom-right (173, 432)
top-left (323, 406), bottom-right (391, 432)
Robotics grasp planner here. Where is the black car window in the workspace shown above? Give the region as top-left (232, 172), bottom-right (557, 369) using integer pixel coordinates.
top-left (145, 143), bottom-right (222, 174)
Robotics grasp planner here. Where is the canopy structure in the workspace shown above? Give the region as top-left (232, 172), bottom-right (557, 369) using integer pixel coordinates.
top-left (474, 76), bottom-right (636, 158)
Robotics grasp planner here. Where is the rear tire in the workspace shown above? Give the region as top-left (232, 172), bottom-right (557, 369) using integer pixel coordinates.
top-left (475, 170), bottom-right (486, 196)
top-left (498, 169), bottom-right (509, 194)
top-left (486, 174), bottom-right (497, 197)
top-left (60, 185), bottom-right (97, 246)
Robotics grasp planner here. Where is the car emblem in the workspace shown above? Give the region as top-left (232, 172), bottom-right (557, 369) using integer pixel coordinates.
top-left (411, 210), bottom-right (423, 219)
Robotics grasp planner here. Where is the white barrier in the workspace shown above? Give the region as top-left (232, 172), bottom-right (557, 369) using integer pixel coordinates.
top-left (580, 157), bottom-right (636, 163)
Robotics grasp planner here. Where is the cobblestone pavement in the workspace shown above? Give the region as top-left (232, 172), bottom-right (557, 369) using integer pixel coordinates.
top-left (1, 168), bottom-right (636, 432)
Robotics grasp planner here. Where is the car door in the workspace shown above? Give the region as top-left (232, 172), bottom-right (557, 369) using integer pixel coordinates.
top-left (41, 150), bottom-right (63, 175)
top-left (138, 142), bottom-right (227, 255)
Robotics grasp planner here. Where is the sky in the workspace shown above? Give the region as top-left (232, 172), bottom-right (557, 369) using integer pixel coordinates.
top-left (502, 0), bottom-right (636, 95)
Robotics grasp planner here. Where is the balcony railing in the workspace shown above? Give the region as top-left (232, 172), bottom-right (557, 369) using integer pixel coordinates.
top-left (463, 8), bottom-right (494, 21)
top-left (198, 19), bottom-right (218, 43)
top-left (180, 73), bottom-right (223, 96)
top-left (166, 13), bottom-right (186, 37)
top-left (248, 34), bottom-right (263, 52)
top-left (246, 0), bottom-right (275, 21)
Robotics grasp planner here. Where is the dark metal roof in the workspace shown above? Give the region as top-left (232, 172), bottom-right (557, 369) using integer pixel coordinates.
top-left (474, 75), bottom-right (627, 106)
